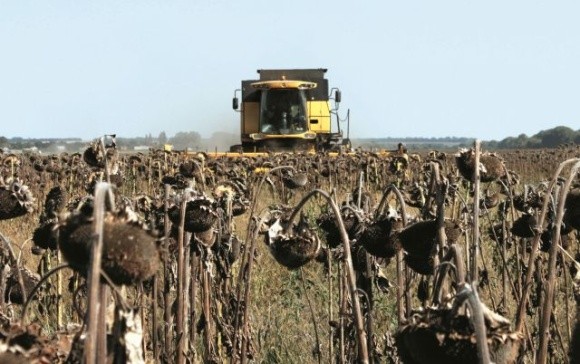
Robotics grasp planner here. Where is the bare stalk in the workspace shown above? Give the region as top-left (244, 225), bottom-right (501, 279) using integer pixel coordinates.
top-left (300, 268), bottom-right (322, 364)
top-left (454, 283), bottom-right (491, 364)
top-left (231, 165), bottom-right (295, 363)
top-left (20, 264), bottom-right (71, 323)
top-left (0, 264), bottom-right (8, 312)
top-left (176, 189), bottom-right (190, 364)
top-left (432, 244), bottom-right (465, 305)
top-left (86, 182), bottom-right (114, 364)
top-left (202, 265), bottom-right (213, 360)
top-left (537, 160), bottom-right (580, 364)
top-left (327, 247), bottom-right (334, 363)
top-left (471, 140), bottom-right (481, 283)
top-left (163, 184), bottom-right (173, 358)
top-left (190, 247), bottom-right (199, 357)
top-left (239, 211), bottom-right (279, 364)
top-left (515, 158), bottom-right (580, 331)
top-left (374, 184), bottom-right (408, 323)
top-left (152, 273), bottom-right (158, 361)
top-left (339, 264), bottom-right (345, 364)
top-left (285, 189), bottom-right (368, 363)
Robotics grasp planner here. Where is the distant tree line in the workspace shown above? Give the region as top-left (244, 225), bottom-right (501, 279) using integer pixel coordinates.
top-left (0, 126), bottom-right (577, 153)
top-left (485, 126), bottom-right (580, 149)
top-left (354, 126), bottom-right (580, 151)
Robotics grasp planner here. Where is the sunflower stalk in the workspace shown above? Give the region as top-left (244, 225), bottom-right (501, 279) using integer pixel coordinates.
top-left (537, 160), bottom-right (580, 364)
top-left (232, 165), bottom-right (295, 363)
top-left (374, 184), bottom-right (409, 323)
top-left (175, 189), bottom-right (191, 364)
top-left (471, 139), bottom-right (481, 284)
top-left (285, 189), bottom-right (369, 364)
top-left (452, 283), bottom-right (491, 364)
top-left (162, 184), bottom-right (173, 359)
top-left (85, 181), bottom-right (115, 364)
top-left (515, 158), bottom-right (580, 332)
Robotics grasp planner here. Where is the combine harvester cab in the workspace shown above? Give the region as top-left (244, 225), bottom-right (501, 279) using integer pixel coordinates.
top-left (231, 68), bottom-right (350, 154)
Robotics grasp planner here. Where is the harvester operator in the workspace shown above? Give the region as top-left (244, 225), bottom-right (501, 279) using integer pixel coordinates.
top-left (261, 97), bottom-right (307, 134)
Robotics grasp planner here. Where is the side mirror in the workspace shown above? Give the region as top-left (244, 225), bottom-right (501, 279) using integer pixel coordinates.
top-left (335, 90), bottom-right (341, 103)
top-left (232, 97), bottom-right (239, 110)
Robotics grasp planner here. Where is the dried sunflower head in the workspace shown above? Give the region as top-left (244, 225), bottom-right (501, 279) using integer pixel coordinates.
top-left (0, 177), bottom-right (35, 221)
top-left (266, 212), bottom-right (321, 270)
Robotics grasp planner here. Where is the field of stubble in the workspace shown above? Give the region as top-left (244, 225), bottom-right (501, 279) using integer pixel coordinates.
top-left (0, 140), bottom-right (578, 363)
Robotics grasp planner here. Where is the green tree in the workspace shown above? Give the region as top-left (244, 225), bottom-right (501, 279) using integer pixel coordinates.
top-left (533, 126), bottom-right (576, 147)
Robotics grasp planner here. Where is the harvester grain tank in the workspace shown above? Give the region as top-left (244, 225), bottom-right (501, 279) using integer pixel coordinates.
top-left (231, 68), bottom-right (350, 153)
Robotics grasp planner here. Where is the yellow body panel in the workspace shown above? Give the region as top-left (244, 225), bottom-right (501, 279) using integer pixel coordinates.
top-left (307, 100), bottom-right (332, 133)
top-left (242, 102), bottom-right (260, 135)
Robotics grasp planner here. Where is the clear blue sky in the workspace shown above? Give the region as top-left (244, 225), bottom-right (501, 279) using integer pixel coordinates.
top-left (1, 0), bottom-right (578, 141)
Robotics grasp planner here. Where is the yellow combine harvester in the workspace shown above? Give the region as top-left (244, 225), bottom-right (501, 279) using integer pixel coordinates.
top-left (229, 68), bottom-right (350, 154)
